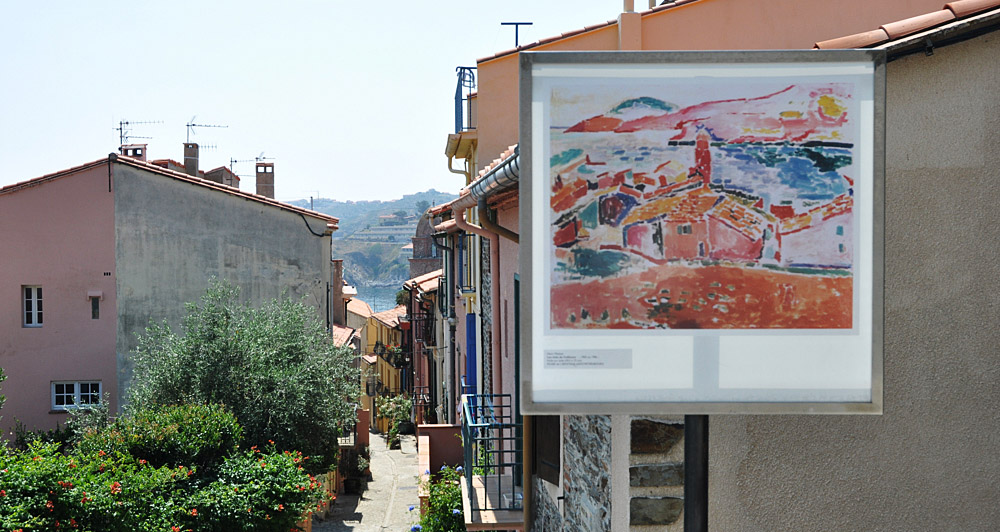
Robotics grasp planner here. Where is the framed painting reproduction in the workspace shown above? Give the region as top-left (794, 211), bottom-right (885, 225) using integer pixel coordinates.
top-left (519, 50), bottom-right (885, 414)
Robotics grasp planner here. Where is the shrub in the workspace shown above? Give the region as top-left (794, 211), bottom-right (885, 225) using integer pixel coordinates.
top-left (0, 441), bottom-right (185, 532)
top-left (183, 446), bottom-right (325, 532)
top-left (0, 405), bottom-right (323, 532)
top-left (75, 403), bottom-right (242, 472)
top-left (376, 394), bottom-right (412, 448)
top-left (128, 281), bottom-right (359, 473)
top-left (418, 465), bottom-right (465, 532)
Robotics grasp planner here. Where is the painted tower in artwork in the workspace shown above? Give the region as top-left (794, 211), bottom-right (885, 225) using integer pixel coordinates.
top-left (694, 129), bottom-right (712, 185)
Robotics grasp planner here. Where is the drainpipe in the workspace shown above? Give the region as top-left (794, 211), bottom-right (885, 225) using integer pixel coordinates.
top-left (452, 194), bottom-right (502, 397)
top-left (451, 146), bottom-right (522, 397)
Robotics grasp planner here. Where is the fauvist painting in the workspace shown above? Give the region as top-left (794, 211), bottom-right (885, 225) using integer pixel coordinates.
top-left (549, 81), bottom-right (858, 330)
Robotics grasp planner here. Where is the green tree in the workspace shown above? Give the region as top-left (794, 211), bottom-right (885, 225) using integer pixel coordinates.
top-left (396, 288), bottom-right (409, 306)
top-left (128, 281), bottom-right (359, 473)
top-left (414, 200), bottom-right (431, 215)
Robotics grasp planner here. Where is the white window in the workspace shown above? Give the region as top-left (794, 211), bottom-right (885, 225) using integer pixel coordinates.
top-left (23, 286), bottom-right (42, 327)
top-left (51, 381), bottom-right (101, 410)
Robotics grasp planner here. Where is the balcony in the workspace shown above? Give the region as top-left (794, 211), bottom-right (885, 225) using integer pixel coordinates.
top-left (460, 393), bottom-right (524, 531)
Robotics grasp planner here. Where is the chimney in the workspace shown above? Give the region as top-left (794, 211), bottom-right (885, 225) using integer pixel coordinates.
top-left (120, 144), bottom-right (148, 161)
top-left (256, 162), bottom-right (274, 198)
top-left (183, 143), bottom-right (199, 177)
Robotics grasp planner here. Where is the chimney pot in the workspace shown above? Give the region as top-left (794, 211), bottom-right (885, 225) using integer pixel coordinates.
top-left (256, 162), bottom-right (274, 198)
top-left (183, 143), bottom-right (199, 177)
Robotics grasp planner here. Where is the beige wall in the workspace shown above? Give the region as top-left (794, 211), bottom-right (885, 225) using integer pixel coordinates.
top-left (709, 33), bottom-right (1000, 531)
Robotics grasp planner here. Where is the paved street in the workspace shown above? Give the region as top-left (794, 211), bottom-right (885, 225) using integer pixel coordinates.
top-left (314, 434), bottom-right (421, 532)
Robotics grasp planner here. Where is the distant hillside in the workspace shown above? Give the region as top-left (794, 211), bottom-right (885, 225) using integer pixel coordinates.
top-left (289, 189), bottom-right (454, 287)
top-left (331, 240), bottom-right (410, 288)
top-left (289, 189), bottom-right (456, 240)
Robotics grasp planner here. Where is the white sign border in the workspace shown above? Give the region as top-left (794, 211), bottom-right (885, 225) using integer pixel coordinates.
top-left (519, 50), bottom-right (885, 415)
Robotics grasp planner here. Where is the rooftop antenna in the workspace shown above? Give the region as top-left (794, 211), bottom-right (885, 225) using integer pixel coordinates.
top-left (185, 115), bottom-right (228, 143)
top-left (114, 119), bottom-right (161, 151)
top-left (255, 151), bottom-right (275, 163)
top-left (229, 157), bottom-right (256, 175)
top-left (501, 21), bottom-right (533, 47)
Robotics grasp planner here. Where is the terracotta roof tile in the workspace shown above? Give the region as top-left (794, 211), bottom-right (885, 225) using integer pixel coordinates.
top-left (331, 323), bottom-right (357, 347)
top-left (814, 29), bottom-right (890, 49)
top-left (816, 0), bottom-right (1000, 49)
top-left (347, 298), bottom-right (373, 318)
top-left (0, 155), bottom-right (337, 229)
top-left (945, 0), bottom-right (1000, 17)
top-left (404, 269), bottom-right (443, 291)
top-left (372, 305), bottom-right (407, 328)
top-left (880, 9), bottom-right (955, 39)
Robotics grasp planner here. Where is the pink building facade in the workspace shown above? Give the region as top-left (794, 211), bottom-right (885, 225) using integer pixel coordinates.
top-left (0, 155), bottom-right (337, 434)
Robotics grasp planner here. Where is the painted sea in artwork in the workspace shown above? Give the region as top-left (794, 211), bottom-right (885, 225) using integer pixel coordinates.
top-left (548, 82), bottom-right (857, 329)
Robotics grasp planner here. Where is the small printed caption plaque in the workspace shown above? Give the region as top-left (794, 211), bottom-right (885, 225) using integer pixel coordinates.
top-left (544, 349), bottom-right (632, 369)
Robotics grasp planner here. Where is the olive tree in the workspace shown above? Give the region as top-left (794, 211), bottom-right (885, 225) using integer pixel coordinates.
top-left (129, 281), bottom-right (358, 472)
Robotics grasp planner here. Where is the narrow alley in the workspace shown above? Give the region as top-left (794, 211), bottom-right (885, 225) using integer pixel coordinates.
top-left (316, 434), bottom-right (420, 532)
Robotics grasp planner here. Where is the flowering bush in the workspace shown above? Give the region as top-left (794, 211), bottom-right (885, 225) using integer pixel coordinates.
top-left (0, 405), bottom-right (324, 532)
top-left (418, 465), bottom-right (464, 532)
top-left (75, 403), bottom-right (242, 473)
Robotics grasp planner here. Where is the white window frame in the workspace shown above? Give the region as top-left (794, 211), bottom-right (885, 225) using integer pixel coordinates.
top-left (51, 381), bottom-right (101, 411)
top-left (23, 285), bottom-right (43, 327)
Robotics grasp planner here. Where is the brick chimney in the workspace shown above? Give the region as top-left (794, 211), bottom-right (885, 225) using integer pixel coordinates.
top-left (120, 144), bottom-right (147, 161)
top-left (183, 143), bottom-right (199, 177)
top-left (256, 162), bottom-right (274, 198)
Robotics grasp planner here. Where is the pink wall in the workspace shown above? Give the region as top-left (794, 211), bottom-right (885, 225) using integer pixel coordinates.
top-left (417, 424), bottom-right (463, 472)
top-left (0, 164), bottom-right (118, 433)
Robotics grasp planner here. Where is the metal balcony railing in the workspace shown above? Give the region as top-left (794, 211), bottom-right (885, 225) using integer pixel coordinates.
top-left (461, 393), bottom-right (523, 512)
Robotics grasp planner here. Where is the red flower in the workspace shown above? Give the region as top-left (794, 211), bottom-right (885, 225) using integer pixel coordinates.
top-left (172, 527), bottom-right (180, 532)
top-left (190, 508), bottom-right (198, 516)
top-left (278, 504), bottom-right (284, 511)
top-left (110, 481), bottom-right (122, 494)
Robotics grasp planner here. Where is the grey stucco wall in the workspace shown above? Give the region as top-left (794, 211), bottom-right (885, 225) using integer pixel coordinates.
top-left (113, 166), bottom-right (331, 404)
top-left (710, 33), bottom-right (1000, 531)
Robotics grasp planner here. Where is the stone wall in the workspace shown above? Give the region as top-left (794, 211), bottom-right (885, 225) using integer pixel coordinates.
top-left (532, 415), bottom-right (613, 531)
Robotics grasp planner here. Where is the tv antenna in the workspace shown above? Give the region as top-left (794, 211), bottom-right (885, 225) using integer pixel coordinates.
top-left (255, 151), bottom-right (275, 163)
top-left (229, 157), bottom-right (256, 175)
top-left (501, 21), bottom-right (533, 47)
top-left (114, 119), bottom-right (161, 149)
top-left (185, 116), bottom-right (228, 143)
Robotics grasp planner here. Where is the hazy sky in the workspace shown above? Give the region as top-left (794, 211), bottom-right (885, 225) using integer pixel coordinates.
top-left (0, 1), bottom-right (628, 202)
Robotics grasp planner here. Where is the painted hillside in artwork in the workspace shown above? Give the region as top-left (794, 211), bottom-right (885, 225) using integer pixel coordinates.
top-left (549, 83), bottom-right (857, 329)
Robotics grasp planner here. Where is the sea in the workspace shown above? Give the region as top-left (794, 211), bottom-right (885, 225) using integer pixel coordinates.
top-left (355, 284), bottom-right (401, 313)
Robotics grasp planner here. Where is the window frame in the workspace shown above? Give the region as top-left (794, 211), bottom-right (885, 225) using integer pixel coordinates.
top-left (22, 285), bottom-right (43, 328)
top-left (51, 381), bottom-right (102, 411)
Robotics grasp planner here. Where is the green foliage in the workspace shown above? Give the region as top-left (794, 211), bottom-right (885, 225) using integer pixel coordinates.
top-left (418, 465), bottom-right (465, 532)
top-left (76, 403), bottom-right (242, 473)
top-left (0, 367), bottom-right (5, 419)
top-left (181, 446), bottom-right (324, 532)
top-left (414, 200), bottom-right (431, 215)
top-left (128, 281), bottom-right (359, 473)
top-left (0, 405), bottom-right (323, 532)
top-left (375, 395), bottom-right (411, 448)
top-left (12, 420), bottom-right (75, 453)
top-left (396, 289), bottom-right (409, 306)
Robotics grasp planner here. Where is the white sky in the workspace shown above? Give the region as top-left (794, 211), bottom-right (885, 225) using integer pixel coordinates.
top-left (0, 1), bottom-right (628, 202)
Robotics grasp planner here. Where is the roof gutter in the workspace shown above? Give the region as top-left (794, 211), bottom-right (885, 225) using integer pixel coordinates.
top-left (468, 146), bottom-right (520, 243)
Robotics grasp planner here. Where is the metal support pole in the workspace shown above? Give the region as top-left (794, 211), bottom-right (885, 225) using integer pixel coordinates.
top-left (684, 414), bottom-right (709, 532)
